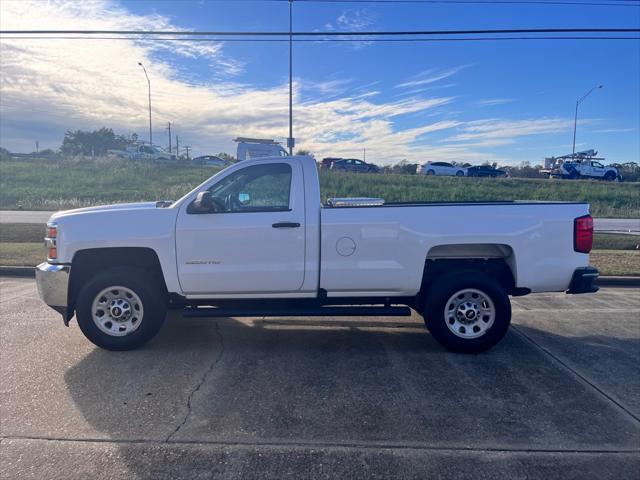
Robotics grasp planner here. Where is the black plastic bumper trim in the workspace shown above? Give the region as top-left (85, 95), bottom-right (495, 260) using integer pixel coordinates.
top-left (566, 267), bottom-right (600, 294)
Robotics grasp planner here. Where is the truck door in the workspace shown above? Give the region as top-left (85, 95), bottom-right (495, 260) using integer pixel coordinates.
top-left (590, 161), bottom-right (605, 178)
top-left (175, 160), bottom-right (306, 294)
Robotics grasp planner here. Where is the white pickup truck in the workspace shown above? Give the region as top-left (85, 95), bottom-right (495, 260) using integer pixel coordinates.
top-left (36, 155), bottom-right (599, 353)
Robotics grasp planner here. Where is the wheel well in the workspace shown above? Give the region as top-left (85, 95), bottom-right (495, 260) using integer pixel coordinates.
top-left (417, 257), bottom-right (517, 310)
top-left (68, 247), bottom-right (168, 312)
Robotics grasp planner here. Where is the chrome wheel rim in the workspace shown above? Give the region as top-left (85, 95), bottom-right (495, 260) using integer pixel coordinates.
top-left (91, 286), bottom-right (144, 337)
top-left (444, 288), bottom-right (495, 339)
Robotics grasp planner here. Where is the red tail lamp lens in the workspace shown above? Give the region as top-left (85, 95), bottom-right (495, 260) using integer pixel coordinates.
top-left (574, 215), bottom-right (593, 254)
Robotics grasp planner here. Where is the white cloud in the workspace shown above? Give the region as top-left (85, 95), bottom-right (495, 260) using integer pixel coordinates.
top-left (593, 128), bottom-right (636, 134)
top-left (333, 9), bottom-right (376, 49)
top-left (336, 9), bottom-right (375, 31)
top-left (443, 118), bottom-right (575, 146)
top-left (396, 65), bottom-right (471, 89)
top-left (475, 98), bottom-right (516, 107)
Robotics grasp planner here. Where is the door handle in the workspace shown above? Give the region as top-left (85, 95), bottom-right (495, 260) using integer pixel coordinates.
top-left (272, 222), bottom-right (301, 228)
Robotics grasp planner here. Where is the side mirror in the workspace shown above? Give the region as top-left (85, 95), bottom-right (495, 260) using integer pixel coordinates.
top-left (238, 192), bottom-right (251, 206)
top-left (192, 191), bottom-right (213, 212)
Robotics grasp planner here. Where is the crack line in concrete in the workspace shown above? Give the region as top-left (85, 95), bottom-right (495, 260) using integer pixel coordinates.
top-left (165, 321), bottom-right (225, 442)
top-left (511, 325), bottom-right (640, 424)
top-left (2, 435), bottom-right (639, 455)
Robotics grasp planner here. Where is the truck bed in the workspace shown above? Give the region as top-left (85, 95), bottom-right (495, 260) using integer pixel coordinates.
top-left (320, 201), bottom-right (591, 296)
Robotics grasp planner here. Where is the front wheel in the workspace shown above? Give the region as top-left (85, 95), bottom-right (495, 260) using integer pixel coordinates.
top-left (422, 271), bottom-right (511, 353)
top-left (426, 169), bottom-right (435, 176)
top-left (76, 267), bottom-right (167, 351)
top-left (455, 170), bottom-right (465, 177)
top-left (604, 171), bottom-right (617, 181)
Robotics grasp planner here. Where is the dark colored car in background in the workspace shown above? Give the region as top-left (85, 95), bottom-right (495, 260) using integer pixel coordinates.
top-left (467, 165), bottom-right (509, 178)
top-left (329, 158), bottom-right (380, 173)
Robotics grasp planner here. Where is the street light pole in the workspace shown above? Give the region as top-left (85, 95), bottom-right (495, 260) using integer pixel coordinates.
top-left (288, 0), bottom-right (294, 156)
top-left (138, 62), bottom-right (152, 146)
top-left (572, 84), bottom-right (602, 157)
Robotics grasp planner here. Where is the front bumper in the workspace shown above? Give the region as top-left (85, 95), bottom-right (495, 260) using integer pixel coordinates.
top-left (566, 266), bottom-right (599, 294)
top-left (35, 262), bottom-right (71, 321)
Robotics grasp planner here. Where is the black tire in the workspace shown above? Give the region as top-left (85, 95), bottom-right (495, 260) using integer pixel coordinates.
top-left (604, 171), bottom-right (617, 181)
top-left (422, 271), bottom-right (511, 353)
top-left (76, 267), bottom-right (167, 351)
top-left (426, 169), bottom-right (435, 176)
top-left (455, 170), bottom-right (465, 177)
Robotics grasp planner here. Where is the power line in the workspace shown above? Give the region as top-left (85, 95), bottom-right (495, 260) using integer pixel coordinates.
top-left (1, 28), bottom-right (638, 36)
top-left (296, 0), bottom-right (640, 4)
top-left (2, 35), bottom-right (638, 41)
top-left (179, 0), bottom-right (640, 4)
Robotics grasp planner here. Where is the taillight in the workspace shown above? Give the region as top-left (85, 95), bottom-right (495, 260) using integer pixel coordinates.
top-left (45, 222), bottom-right (58, 260)
top-left (574, 215), bottom-right (593, 254)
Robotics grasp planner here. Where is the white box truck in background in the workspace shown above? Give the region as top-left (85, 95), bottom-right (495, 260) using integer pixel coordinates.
top-left (234, 137), bottom-right (288, 161)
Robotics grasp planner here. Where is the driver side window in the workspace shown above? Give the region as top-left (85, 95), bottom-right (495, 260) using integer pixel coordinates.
top-left (209, 163), bottom-right (292, 212)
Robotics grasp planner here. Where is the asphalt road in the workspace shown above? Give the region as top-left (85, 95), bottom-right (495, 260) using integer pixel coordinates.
top-left (1, 210), bottom-right (638, 234)
top-left (1, 277), bottom-right (639, 479)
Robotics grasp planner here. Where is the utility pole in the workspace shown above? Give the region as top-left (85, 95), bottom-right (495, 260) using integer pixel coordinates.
top-left (572, 85), bottom-right (602, 157)
top-left (166, 122), bottom-right (172, 153)
top-left (185, 145), bottom-right (191, 160)
top-left (176, 135), bottom-right (179, 158)
top-left (138, 62), bottom-right (152, 146)
top-left (363, 148), bottom-right (366, 162)
top-left (287, 0), bottom-right (294, 156)
top-left (35, 141), bottom-right (39, 153)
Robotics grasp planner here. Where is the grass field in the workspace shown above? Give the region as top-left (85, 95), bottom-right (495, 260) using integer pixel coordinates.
top-left (590, 251), bottom-right (640, 277)
top-left (1, 157), bottom-right (639, 217)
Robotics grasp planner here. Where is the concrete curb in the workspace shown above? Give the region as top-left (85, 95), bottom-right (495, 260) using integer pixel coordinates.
top-left (596, 276), bottom-right (640, 288)
top-left (0, 266), bottom-right (35, 277)
top-left (1, 265), bottom-right (639, 287)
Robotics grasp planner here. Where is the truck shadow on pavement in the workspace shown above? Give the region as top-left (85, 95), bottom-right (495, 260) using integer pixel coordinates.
top-left (62, 314), bottom-right (640, 479)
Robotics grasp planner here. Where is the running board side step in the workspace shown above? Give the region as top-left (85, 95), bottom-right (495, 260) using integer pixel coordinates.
top-left (183, 306), bottom-right (412, 318)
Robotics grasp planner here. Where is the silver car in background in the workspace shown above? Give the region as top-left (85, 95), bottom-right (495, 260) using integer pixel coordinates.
top-left (419, 161), bottom-right (467, 177)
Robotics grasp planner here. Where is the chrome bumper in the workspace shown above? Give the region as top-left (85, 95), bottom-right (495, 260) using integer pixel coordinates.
top-left (35, 262), bottom-right (71, 318)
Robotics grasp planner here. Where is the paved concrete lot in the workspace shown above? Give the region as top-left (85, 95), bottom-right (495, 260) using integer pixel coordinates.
top-left (1, 277), bottom-right (639, 479)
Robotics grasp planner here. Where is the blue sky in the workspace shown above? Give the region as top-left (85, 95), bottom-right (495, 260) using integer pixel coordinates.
top-left (1, 0), bottom-right (639, 165)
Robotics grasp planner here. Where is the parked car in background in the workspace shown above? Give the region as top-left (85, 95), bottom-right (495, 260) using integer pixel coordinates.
top-left (108, 144), bottom-right (176, 162)
top-left (467, 166), bottom-right (509, 178)
top-left (330, 158), bottom-right (380, 173)
top-left (192, 155), bottom-right (231, 167)
top-left (420, 162), bottom-right (467, 177)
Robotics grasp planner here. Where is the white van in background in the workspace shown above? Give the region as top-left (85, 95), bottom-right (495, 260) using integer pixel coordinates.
top-left (235, 137), bottom-right (288, 161)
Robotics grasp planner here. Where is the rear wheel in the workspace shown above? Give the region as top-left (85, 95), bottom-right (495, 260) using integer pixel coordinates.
top-left (76, 267), bottom-right (167, 351)
top-left (455, 170), bottom-right (465, 177)
top-left (422, 271), bottom-right (511, 353)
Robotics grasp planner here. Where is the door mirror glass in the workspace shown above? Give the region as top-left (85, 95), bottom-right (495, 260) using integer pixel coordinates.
top-left (192, 191), bottom-right (213, 212)
top-left (238, 192), bottom-right (251, 205)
